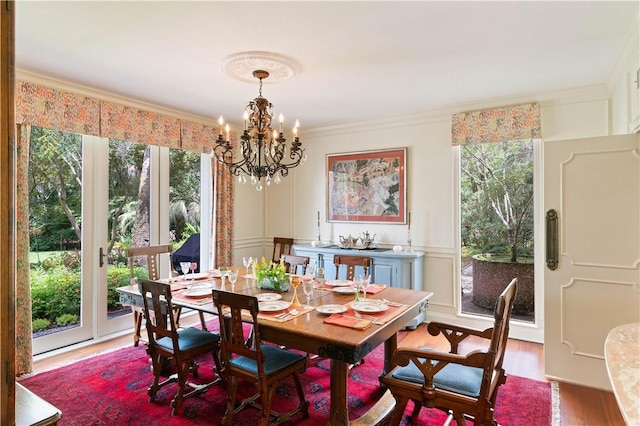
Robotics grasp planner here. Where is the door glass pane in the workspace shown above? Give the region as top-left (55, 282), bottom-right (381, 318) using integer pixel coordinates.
top-left (460, 140), bottom-right (535, 322)
top-left (169, 149), bottom-right (202, 274)
top-left (29, 127), bottom-right (83, 337)
top-left (106, 140), bottom-right (149, 321)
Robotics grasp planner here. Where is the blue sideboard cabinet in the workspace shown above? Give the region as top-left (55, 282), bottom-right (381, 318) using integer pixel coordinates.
top-left (292, 244), bottom-right (426, 328)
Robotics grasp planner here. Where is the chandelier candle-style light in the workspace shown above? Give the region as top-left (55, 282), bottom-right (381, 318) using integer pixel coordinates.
top-left (213, 70), bottom-right (305, 191)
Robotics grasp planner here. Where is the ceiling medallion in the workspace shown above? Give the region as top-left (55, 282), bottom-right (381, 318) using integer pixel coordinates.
top-left (221, 51), bottom-right (300, 84)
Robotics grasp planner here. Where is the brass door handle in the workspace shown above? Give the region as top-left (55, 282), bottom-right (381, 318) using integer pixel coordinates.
top-left (546, 209), bottom-right (558, 270)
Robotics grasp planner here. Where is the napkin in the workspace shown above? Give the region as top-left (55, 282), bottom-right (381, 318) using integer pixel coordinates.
top-left (323, 313), bottom-right (372, 330)
top-left (364, 284), bottom-right (387, 294)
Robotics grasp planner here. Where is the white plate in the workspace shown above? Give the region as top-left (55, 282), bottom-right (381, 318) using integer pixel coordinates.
top-left (259, 300), bottom-right (291, 312)
top-left (325, 279), bottom-right (353, 287)
top-left (334, 287), bottom-right (357, 294)
top-left (181, 287), bottom-right (212, 298)
top-left (317, 304), bottom-right (348, 315)
top-left (257, 293), bottom-right (282, 302)
top-left (351, 301), bottom-right (389, 313)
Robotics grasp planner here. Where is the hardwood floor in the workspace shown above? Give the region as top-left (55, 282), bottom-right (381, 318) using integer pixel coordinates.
top-left (32, 316), bottom-right (625, 425)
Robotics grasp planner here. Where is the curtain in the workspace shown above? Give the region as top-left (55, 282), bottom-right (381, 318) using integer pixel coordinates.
top-left (14, 80), bottom-right (234, 374)
top-left (451, 102), bottom-right (541, 146)
top-left (15, 124), bottom-right (32, 375)
top-left (212, 135), bottom-right (235, 268)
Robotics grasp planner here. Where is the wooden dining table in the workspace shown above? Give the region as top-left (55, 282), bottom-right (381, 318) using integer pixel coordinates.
top-left (116, 268), bottom-right (433, 425)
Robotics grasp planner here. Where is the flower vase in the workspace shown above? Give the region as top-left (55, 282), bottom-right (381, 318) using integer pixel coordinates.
top-left (258, 276), bottom-right (290, 292)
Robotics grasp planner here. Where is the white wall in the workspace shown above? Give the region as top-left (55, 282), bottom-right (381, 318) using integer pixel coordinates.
top-left (232, 30), bottom-right (638, 343)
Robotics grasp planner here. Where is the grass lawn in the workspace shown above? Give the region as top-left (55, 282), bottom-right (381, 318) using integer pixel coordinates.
top-left (29, 251), bottom-right (61, 264)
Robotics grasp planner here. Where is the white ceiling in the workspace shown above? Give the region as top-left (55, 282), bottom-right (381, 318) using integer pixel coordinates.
top-left (15, 1), bottom-right (639, 130)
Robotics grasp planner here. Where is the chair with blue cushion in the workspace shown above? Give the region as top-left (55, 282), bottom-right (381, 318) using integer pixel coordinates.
top-left (382, 278), bottom-right (518, 426)
top-left (138, 279), bottom-right (222, 415)
top-left (212, 289), bottom-right (309, 426)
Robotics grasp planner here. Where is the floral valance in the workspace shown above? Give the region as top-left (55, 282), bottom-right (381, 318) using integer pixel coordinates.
top-left (15, 81), bottom-right (101, 136)
top-left (15, 81), bottom-right (219, 152)
top-left (451, 102), bottom-right (541, 146)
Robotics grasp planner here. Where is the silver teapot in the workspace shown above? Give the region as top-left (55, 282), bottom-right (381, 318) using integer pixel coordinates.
top-left (360, 231), bottom-right (376, 248)
top-left (339, 234), bottom-right (359, 248)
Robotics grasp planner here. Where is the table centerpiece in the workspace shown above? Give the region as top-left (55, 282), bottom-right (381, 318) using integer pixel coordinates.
top-left (254, 257), bottom-right (290, 292)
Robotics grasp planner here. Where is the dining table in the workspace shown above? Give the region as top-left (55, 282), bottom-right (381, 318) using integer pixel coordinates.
top-left (116, 267), bottom-right (433, 425)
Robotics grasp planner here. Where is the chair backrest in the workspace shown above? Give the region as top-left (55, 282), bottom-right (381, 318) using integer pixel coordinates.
top-left (138, 279), bottom-right (178, 347)
top-left (487, 278), bottom-right (518, 375)
top-left (281, 254), bottom-right (310, 275)
top-left (333, 255), bottom-right (371, 280)
top-left (212, 290), bottom-right (265, 374)
top-left (271, 237), bottom-right (294, 263)
top-left (127, 244), bottom-right (174, 280)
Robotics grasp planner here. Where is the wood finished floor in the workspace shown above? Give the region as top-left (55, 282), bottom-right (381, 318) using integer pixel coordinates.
top-left (32, 315), bottom-right (625, 425)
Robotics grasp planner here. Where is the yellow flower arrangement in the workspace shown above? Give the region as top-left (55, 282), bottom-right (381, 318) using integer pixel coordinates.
top-left (253, 257), bottom-right (289, 291)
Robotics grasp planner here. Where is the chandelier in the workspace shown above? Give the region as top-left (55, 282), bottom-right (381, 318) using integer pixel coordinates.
top-left (213, 70), bottom-right (306, 191)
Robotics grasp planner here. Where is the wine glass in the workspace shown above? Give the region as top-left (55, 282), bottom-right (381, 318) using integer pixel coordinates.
top-left (179, 262), bottom-right (190, 281)
top-left (304, 264), bottom-right (316, 280)
top-left (242, 256), bottom-right (253, 276)
top-left (228, 269), bottom-right (238, 291)
top-left (360, 273), bottom-right (371, 300)
top-left (189, 262), bottom-right (198, 282)
top-left (302, 278), bottom-right (314, 305)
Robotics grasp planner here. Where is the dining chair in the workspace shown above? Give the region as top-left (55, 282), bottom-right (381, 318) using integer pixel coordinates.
top-left (333, 255), bottom-right (371, 280)
top-left (271, 237), bottom-right (294, 263)
top-left (381, 278), bottom-right (518, 426)
top-left (127, 244), bottom-right (178, 346)
top-left (212, 289), bottom-right (309, 426)
top-left (281, 254), bottom-right (310, 275)
top-left (138, 279), bottom-right (222, 415)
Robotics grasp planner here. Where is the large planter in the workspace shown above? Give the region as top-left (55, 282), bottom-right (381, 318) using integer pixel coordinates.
top-left (472, 255), bottom-right (534, 315)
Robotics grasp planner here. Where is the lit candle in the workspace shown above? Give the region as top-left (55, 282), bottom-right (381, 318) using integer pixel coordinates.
top-left (295, 119), bottom-right (300, 138)
top-left (225, 123), bottom-right (230, 142)
top-left (293, 126), bottom-right (298, 138)
top-left (243, 111), bottom-right (249, 131)
top-left (279, 113), bottom-right (284, 133)
top-left (218, 116), bottom-right (224, 135)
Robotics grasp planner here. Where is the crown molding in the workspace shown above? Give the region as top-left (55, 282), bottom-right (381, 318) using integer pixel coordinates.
top-left (306, 84), bottom-right (612, 136)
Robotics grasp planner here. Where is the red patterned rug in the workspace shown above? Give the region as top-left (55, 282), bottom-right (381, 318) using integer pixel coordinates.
top-left (19, 336), bottom-right (557, 425)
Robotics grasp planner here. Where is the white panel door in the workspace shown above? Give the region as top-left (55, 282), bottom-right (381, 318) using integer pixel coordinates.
top-left (544, 134), bottom-right (640, 389)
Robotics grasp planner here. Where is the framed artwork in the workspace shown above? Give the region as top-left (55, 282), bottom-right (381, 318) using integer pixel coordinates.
top-left (326, 148), bottom-right (406, 223)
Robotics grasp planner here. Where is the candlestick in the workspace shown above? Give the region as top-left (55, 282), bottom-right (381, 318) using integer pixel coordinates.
top-left (407, 211), bottom-right (411, 231)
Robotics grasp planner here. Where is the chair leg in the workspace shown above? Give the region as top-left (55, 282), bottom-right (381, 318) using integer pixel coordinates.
top-left (259, 386), bottom-right (276, 426)
top-left (222, 376), bottom-right (238, 426)
top-left (170, 362), bottom-right (188, 415)
top-left (411, 400), bottom-right (422, 418)
top-left (389, 394), bottom-right (409, 426)
top-left (133, 308), bottom-right (143, 347)
top-left (199, 311), bottom-right (208, 331)
top-left (293, 372), bottom-right (309, 419)
top-left (147, 353), bottom-right (163, 401)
